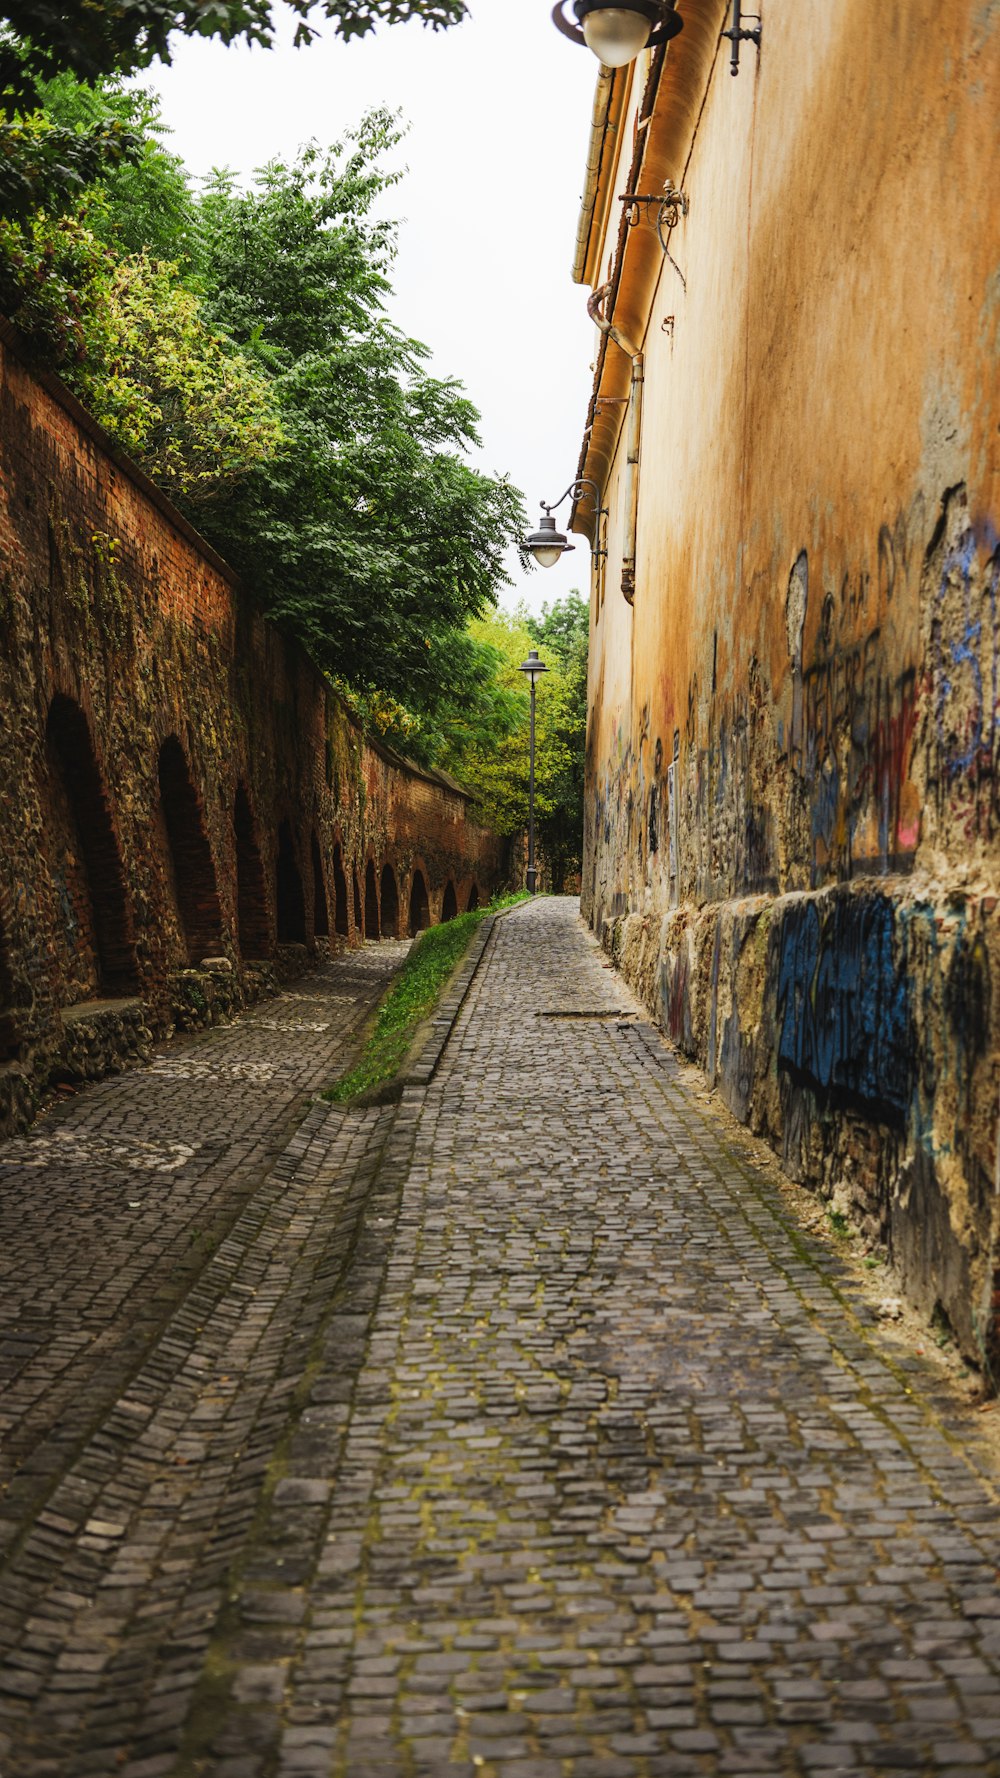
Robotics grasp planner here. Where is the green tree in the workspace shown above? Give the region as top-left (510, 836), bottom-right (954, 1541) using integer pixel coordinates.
top-left (74, 250), bottom-right (284, 503)
top-left (526, 594), bottom-right (589, 889)
top-left (193, 125), bottom-right (524, 698)
top-left (431, 608), bottom-right (574, 840)
top-left (0, 0), bottom-right (468, 110)
top-left (38, 75), bottom-right (199, 261)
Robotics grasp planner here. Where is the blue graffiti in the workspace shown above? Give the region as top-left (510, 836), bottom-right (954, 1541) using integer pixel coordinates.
top-left (776, 894), bottom-right (913, 1123)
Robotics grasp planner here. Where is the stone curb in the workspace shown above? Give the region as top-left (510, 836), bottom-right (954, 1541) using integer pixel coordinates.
top-left (394, 904), bottom-right (534, 1098)
top-left (335, 903), bottom-right (531, 1108)
top-left (398, 911), bottom-right (500, 1091)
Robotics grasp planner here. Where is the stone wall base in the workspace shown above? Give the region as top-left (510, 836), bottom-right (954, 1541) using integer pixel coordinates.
top-left (592, 877), bottom-right (1000, 1386)
top-left (0, 962), bottom-right (281, 1136)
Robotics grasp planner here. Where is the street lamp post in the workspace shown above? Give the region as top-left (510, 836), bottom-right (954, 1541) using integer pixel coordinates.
top-left (517, 649), bottom-right (549, 894)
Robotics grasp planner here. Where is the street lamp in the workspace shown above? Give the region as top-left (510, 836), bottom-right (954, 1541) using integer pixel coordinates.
top-left (522, 478), bottom-right (607, 571)
top-left (551, 0), bottom-right (683, 68)
top-left (517, 649), bottom-right (549, 894)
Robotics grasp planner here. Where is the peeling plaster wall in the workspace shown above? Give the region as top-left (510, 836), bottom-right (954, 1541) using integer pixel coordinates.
top-left (581, 0), bottom-right (1000, 1376)
top-left (0, 329), bottom-right (500, 1132)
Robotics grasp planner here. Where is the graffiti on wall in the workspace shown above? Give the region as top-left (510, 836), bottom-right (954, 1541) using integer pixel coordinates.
top-left (775, 893), bottom-right (914, 1126)
top-left (924, 488), bottom-right (1000, 844)
top-left (586, 487), bottom-right (1000, 938)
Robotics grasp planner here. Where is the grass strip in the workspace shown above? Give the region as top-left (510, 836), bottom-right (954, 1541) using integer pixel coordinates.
top-left (323, 892), bottom-right (530, 1105)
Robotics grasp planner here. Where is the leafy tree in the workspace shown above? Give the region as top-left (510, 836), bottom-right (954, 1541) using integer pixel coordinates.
top-left (0, 109), bottom-right (139, 222)
top-left (526, 594), bottom-right (589, 888)
top-left (430, 608), bottom-right (574, 839)
top-left (193, 125), bottom-right (524, 698)
top-left (0, 0), bottom-right (468, 111)
top-left (38, 76), bottom-right (199, 261)
top-left (0, 75), bottom-right (198, 356)
top-left (74, 251), bottom-right (284, 502)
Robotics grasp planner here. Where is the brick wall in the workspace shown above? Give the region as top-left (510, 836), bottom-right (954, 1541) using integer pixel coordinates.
top-left (0, 323), bottom-right (502, 1131)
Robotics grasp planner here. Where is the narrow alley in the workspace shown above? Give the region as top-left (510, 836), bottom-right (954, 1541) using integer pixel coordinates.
top-left (1, 899), bottom-right (999, 1778)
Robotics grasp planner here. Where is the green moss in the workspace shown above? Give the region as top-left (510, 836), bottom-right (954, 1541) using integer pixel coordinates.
top-left (324, 893), bottom-right (529, 1104)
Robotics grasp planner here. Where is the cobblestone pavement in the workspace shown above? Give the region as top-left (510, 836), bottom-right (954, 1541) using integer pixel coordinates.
top-left (0, 941), bottom-right (408, 1771)
top-left (3, 900), bottom-right (1000, 1778)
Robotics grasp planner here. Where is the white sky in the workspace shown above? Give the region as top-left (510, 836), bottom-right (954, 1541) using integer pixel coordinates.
top-left (146, 0), bottom-right (601, 617)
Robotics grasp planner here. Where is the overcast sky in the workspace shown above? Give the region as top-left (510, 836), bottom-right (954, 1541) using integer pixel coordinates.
top-left (147, 0), bottom-right (600, 618)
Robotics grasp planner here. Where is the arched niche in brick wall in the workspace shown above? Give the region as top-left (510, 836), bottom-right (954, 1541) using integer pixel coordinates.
top-left (353, 867), bottom-right (363, 936)
top-left (45, 695), bottom-right (138, 1000)
top-left (380, 865), bottom-right (400, 939)
top-left (364, 861), bottom-right (379, 938)
top-left (442, 881), bottom-right (458, 923)
top-left (234, 786), bottom-right (271, 960)
top-left (0, 911), bottom-right (20, 1061)
top-left (408, 870), bottom-right (430, 937)
top-left (311, 832), bottom-right (329, 939)
top-left (333, 845), bottom-right (349, 937)
top-left (467, 883), bottom-right (480, 912)
top-left (276, 820), bottom-right (307, 944)
top-left (157, 736), bottom-right (224, 965)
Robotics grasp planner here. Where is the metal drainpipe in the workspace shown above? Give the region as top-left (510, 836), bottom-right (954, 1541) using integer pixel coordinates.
top-left (587, 283), bottom-right (643, 605)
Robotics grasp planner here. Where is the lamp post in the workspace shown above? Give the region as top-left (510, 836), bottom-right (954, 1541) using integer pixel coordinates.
top-left (517, 649), bottom-right (549, 894)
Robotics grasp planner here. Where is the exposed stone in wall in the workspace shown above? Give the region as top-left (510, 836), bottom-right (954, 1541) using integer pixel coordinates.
top-left (600, 877), bottom-right (1000, 1382)
top-left (0, 324), bottom-right (501, 1134)
top-left (586, 477), bottom-right (1000, 1378)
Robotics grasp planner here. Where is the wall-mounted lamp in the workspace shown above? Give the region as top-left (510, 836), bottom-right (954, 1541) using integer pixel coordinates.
top-left (551, 0), bottom-right (683, 69)
top-left (523, 479), bottom-right (608, 569)
top-left (722, 0), bottom-right (761, 75)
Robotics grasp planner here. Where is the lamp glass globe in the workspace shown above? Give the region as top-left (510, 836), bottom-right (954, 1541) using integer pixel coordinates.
top-left (532, 545), bottom-right (564, 569)
top-left (581, 6), bottom-right (653, 66)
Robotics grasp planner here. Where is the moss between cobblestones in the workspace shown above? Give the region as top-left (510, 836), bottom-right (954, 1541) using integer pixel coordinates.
top-left (323, 893), bottom-right (531, 1106)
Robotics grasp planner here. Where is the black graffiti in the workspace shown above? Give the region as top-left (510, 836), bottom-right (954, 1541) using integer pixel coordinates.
top-left (776, 894), bottom-right (914, 1125)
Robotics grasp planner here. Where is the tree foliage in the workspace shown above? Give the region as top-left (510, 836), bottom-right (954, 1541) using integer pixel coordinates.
top-left (75, 251), bottom-right (284, 502)
top-left (0, 110), bottom-right (139, 221)
top-left (192, 124), bottom-right (524, 697)
top-left (426, 605), bottom-right (584, 851)
top-left (0, 0), bottom-right (468, 111)
top-left (526, 594), bottom-right (589, 886)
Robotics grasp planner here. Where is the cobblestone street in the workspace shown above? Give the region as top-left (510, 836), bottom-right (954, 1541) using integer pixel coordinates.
top-left (2, 898), bottom-right (1000, 1777)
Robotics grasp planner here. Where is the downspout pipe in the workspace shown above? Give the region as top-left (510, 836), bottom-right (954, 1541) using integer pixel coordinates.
top-left (587, 283), bottom-right (643, 605)
top-left (573, 65), bottom-right (616, 285)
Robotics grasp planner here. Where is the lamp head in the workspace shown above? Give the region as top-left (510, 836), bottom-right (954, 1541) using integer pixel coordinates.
top-left (518, 649), bottom-right (550, 686)
top-left (552, 1), bottom-right (683, 68)
top-left (523, 512), bottom-right (575, 570)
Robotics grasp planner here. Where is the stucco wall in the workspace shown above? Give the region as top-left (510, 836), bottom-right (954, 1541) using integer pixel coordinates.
top-left (0, 326), bottom-right (501, 1132)
top-left (578, 0), bottom-right (1000, 1375)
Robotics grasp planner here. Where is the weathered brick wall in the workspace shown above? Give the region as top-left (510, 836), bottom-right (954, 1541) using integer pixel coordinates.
top-left (0, 324), bottom-right (501, 1131)
top-left (576, 0), bottom-right (1000, 1377)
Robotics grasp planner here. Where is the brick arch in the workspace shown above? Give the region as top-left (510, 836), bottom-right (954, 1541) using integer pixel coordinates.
top-left (364, 861), bottom-right (379, 938)
top-left (408, 868), bottom-right (430, 937)
top-left (276, 819), bottom-right (306, 944)
top-left (467, 882), bottom-right (480, 912)
top-left (0, 909), bottom-right (19, 1060)
top-left (442, 880), bottom-right (458, 922)
top-left (311, 830), bottom-right (329, 939)
top-left (234, 784), bottom-right (270, 959)
top-left (45, 694), bottom-right (138, 998)
top-left (332, 843), bottom-right (349, 937)
top-left (353, 866), bottom-right (363, 936)
top-left (380, 864), bottom-right (400, 939)
top-left (158, 736), bottom-right (224, 964)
